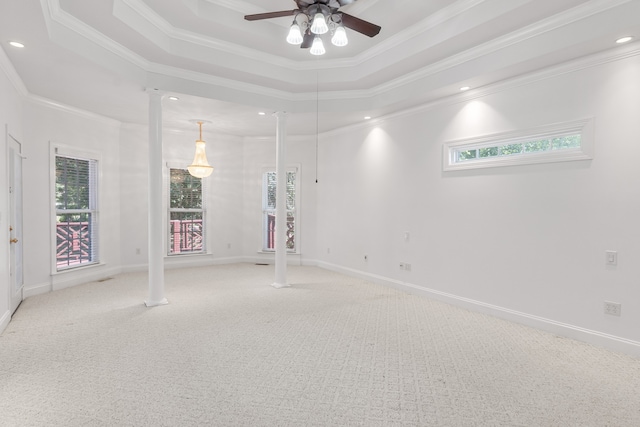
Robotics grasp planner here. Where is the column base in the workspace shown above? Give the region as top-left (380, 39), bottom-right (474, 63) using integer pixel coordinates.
top-left (144, 298), bottom-right (169, 307)
top-left (271, 282), bottom-right (290, 289)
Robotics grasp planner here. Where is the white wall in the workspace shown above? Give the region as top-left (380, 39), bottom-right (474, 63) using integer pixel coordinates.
top-left (316, 53), bottom-right (640, 354)
top-left (20, 101), bottom-right (122, 293)
top-left (119, 123), bottom-right (245, 271)
top-left (241, 135), bottom-right (318, 265)
top-left (0, 49), bottom-right (25, 332)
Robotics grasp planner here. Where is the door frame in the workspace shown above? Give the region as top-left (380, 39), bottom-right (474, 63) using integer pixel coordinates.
top-left (6, 125), bottom-right (24, 315)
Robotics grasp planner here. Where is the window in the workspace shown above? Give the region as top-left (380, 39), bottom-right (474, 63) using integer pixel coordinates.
top-left (262, 169), bottom-right (297, 252)
top-left (55, 155), bottom-right (98, 270)
top-left (443, 118), bottom-right (594, 171)
top-left (169, 168), bottom-right (204, 255)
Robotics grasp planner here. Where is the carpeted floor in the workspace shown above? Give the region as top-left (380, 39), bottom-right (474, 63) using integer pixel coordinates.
top-left (1, 263), bottom-right (639, 426)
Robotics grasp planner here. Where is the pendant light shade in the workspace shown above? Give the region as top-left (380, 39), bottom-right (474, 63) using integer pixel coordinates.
top-left (187, 121), bottom-right (213, 178)
top-left (286, 21), bottom-right (303, 45)
top-left (310, 35), bottom-right (326, 55)
top-left (310, 12), bottom-right (328, 34)
top-left (331, 26), bottom-right (348, 46)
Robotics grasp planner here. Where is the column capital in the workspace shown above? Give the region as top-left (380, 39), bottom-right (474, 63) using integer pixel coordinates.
top-left (145, 88), bottom-right (165, 99)
top-left (273, 111), bottom-right (288, 120)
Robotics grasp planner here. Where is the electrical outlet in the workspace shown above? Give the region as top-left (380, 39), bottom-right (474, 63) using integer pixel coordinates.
top-left (605, 250), bottom-right (617, 266)
top-left (364, 254), bottom-right (368, 262)
top-left (135, 248), bottom-right (140, 255)
top-left (604, 301), bottom-right (621, 316)
top-left (399, 262), bottom-right (405, 270)
top-left (405, 263), bottom-right (411, 271)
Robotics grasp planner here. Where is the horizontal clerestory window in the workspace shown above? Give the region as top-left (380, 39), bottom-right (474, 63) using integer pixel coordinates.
top-left (443, 119), bottom-right (594, 171)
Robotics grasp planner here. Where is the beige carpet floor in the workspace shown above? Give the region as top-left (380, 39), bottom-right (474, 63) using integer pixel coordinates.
top-left (1, 263), bottom-right (639, 426)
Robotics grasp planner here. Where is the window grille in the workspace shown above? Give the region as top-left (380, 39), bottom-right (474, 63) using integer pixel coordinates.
top-left (168, 168), bottom-right (204, 255)
top-left (55, 155), bottom-right (98, 270)
top-left (263, 170), bottom-right (297, 252)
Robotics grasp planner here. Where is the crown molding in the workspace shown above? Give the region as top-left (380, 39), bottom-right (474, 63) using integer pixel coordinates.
top-left (370, 0), bottom-right (633, 97)
top-left (27, 94), bottom-right (122, 127)
top-left (0, 46), bottom-right (29, 97)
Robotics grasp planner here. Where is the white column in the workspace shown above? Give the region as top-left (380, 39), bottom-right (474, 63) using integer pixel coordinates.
top-left (271, 111), bottom-right (289, 289)
top-left (145, 89), bottom-right (168, 306)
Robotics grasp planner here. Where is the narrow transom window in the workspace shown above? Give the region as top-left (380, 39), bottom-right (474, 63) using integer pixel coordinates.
top-left (169, 168), bottom-right (204, 255)
top-left (443, 119), bottom-right (593, 171)
top-left (55, 155), bottom-right (98, 270)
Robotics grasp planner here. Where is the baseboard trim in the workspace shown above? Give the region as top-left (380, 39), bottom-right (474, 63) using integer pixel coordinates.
top-left (0, 310), bottom-right (10, 335)
top-left (52, 265), bottom-right (123, 291)
top-left (316, 261), bottom-right (640, 358)
top-left (24, 282), bottom-right (52, 298)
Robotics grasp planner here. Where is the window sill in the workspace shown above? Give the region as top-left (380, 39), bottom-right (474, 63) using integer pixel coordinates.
top-left (52, 262), bottom-right (106, 276)
top-left (166, 252), bottom-right (211, 258)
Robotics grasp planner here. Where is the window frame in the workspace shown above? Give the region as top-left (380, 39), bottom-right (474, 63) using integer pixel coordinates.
top-left (261, 166), bottom-right (300, 253)
top-left (51, 145), bottom-right (101, 273)
top-left (443, 118), bottom-right (594, 171)
top-left (167, 165), bottom-right (206, 256)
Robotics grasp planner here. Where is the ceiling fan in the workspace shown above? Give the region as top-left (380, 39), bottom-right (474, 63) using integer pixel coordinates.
top-left (244, 0), bottom-right (381, 54)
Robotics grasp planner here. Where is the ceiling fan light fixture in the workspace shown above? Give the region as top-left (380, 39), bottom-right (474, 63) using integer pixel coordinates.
top-left (310, 35), bottom-right (326, 55)
top-left (286, 21), bottom-right (303, 45)
top-left (331, 26), bottom-right (348, 47)
top-left (310, 12), bottom-right (329, 34)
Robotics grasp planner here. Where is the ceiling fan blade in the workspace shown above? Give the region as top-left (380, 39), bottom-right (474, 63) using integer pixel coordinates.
top-left (244, 10), bottom-right (297, 21)
top-left (300, 31), bottom-right (314, 49)
top-left (341, 13), bottom-right (381, 37)
top-left (336, 0), bottom-right (356, 5)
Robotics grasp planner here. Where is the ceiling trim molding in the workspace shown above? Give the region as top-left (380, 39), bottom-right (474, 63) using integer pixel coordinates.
top-left (46, 0), bottom-right (148, 70)
top-left (367, 0), bottom-right (634, 97)
top-left (200, 0), bottom-right (270, 16)
top-left (41, 0), bottom-right (640, 116)
top-left (321, 41), bottom-right (640, 139)
top-left (27, 94), bottom-right (122, 127)
top-left (0, 46), bottom-right (29, 97)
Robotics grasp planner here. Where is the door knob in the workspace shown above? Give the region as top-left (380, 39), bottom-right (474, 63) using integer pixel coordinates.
top-left (10, 238), bottom-right (18, 244)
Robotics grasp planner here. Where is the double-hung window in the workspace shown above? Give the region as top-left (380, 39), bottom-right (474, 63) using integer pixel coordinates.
top-left (262, 169), bottom-right (297, 252)
top-left (55, 154), bottom-right (99, 270)
top-left (169, 168), bottom-right (205, 255)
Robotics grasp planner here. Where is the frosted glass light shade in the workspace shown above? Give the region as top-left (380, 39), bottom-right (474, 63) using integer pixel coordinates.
top-left (187, 140), bottom-right (213, 178)
top-left (310, 12), bottom-right (328, 34)
top-left (331, 26), bottom-right (348, 46)
top-left (286, 22), bottom-right (303, 45)
top-left (310, 36), bottom-right (326, 55)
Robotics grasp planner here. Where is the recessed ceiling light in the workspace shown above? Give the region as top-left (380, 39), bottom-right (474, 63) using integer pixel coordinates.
top-left (364, 116), bottom-right (372, 120)
top-left (258, 112), bottom-right (266, 116)
top-left (9, 41), bottom-right (24, 48)
top-left (460, 86), bottom-right (470, 91)
top-left (616, 36), bottom-right (633, 44)
top-left (168, 96), bottom-right (179, 101)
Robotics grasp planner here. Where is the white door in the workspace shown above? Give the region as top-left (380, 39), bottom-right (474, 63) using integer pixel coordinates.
top-left (7, 130), bottom-right (23, 315)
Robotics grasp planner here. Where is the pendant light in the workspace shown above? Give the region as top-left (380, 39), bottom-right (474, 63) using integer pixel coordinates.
top-left (286, 19), bottom-right (303, 45)
top-left (310, 36), bottom-right (326, 56)
top-left (310, 12), bottom-right (329, 34)
top-left (187, 121), bottom-right (213, 178)
top-left (331, 25), bottom-right (348, 46)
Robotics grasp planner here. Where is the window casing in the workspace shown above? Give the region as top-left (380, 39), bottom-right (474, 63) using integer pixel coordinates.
top-left (168, 168), bottom-right (205, 255)
top-left (443, 119), bottom-right (594, 171)
top-left (55, 154), bottom-right (99, 270)
top-left (262, 169), bottom-right (298, 252)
